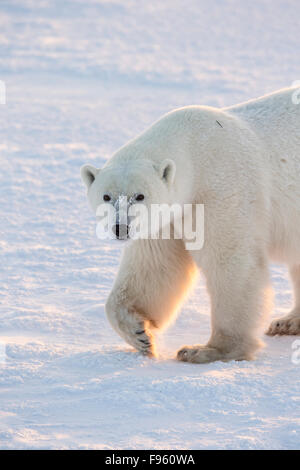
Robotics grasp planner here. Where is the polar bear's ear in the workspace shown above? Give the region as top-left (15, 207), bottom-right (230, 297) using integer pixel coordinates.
top-left (158, 159), bottom-right (176, 187)
top-left (80, 164), bottom-right (99, 189)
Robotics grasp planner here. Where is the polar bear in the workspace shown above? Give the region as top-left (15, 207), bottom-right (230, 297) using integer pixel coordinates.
top-left (81, 87), bottom-right (300, 363)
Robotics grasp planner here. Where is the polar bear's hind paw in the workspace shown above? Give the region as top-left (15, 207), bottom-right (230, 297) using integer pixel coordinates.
top-left (266, 314), bottom-right (300, 336)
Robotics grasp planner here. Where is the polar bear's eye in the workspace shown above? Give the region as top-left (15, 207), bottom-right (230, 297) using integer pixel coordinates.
top-left (103, 194), bottom-right (111, 202)
top-left (135, 194), bottom-right (145, 201)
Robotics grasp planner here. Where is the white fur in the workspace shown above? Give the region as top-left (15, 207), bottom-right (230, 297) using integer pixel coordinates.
top-left (81, 87), bottom-right (300, 363)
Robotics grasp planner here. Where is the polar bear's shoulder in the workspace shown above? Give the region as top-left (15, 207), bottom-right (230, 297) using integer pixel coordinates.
top-left (136, 105), bottom-right (239, 143)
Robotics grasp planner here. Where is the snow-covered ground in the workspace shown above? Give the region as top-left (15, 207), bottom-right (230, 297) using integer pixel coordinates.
top-left (0, 0), bottom-right (299, 450)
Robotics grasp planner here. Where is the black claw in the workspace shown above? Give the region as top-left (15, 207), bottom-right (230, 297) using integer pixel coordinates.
top-left (139, 339), bottom-right (150, 346)
top-left (136, 330), bottom-right (145, 335)
top-left (178, 350), bottom-right (188, 361)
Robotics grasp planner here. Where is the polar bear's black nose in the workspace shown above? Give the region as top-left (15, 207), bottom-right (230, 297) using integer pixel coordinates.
top-left (113, 224), bottom-right (129, 239)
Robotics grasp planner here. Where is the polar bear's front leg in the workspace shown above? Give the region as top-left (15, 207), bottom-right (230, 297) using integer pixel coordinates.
top-left (106, 296), bottom-right (156, 356)
top-left (105, 238), bottom-right (197, 356)
top-left (177, 246), bottom-right (271, 363)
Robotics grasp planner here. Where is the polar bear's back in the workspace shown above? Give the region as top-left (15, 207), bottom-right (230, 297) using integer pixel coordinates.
top-left (225, 87), bottom-right (300, 154)
top-left (227, 87), bottom-right (300, 264)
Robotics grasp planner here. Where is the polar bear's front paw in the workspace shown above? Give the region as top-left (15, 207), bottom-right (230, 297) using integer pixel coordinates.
top-left (113, 308), bottom-right (156, 357)
top-left (131, 326), bottom-right (156, 357)
top-left (177, 345), bottom-right (223, 364)
top-left (106, 298), bottom-right (157, 357)
top-left (266, 313), bottom-right (300, 336)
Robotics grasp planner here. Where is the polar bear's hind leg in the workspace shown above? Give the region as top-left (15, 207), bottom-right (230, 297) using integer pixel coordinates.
top-left (267, 265), bottom-right (300, 336)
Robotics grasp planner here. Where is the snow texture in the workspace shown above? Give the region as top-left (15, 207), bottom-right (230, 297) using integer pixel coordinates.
top-left (0, 0), bottom-right (299, 450)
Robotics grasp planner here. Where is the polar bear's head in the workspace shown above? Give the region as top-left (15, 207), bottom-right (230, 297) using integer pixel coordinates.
top-left (81, 158), bottom-right (176, 240)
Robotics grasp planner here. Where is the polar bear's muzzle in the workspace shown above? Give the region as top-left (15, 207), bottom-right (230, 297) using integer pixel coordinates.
top-left (112, 223), bottom-right (129, 240)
